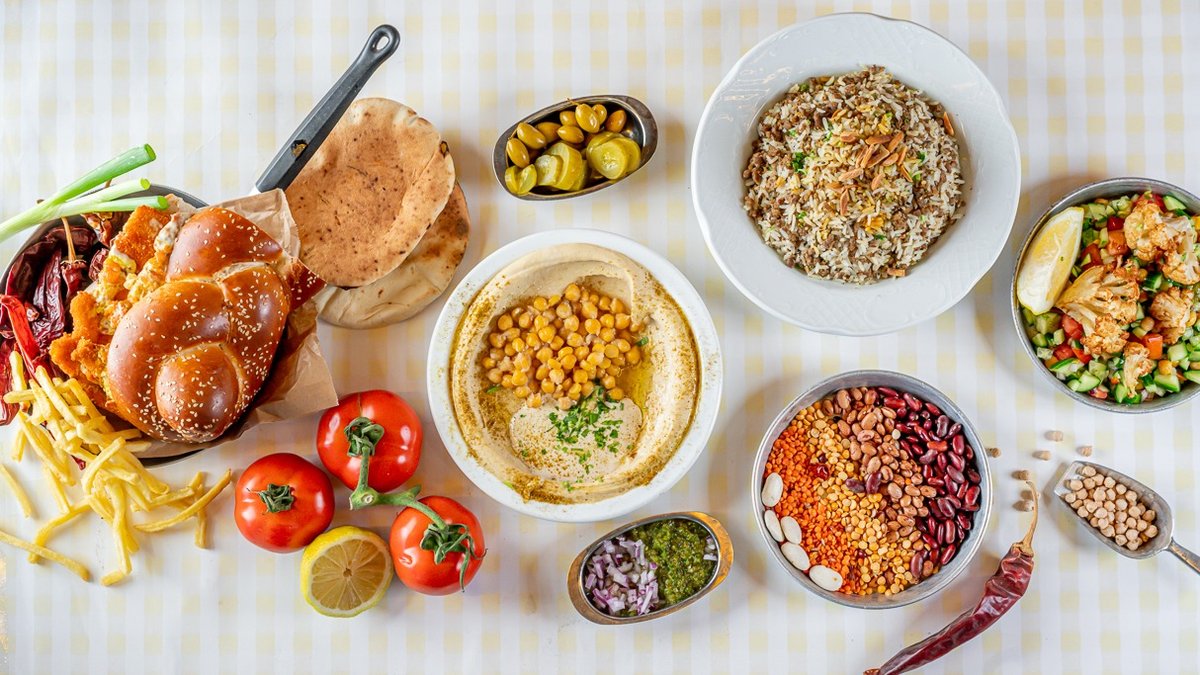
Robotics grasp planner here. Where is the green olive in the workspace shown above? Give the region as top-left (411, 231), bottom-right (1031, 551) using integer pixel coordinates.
top-left (535, 121), bottom-right (561, 143)
top-left (506, 138), bottom-right (531, 168)
top-left (575, 103), bottom-right (600, 133)
top-left (559, 109), bottom-right (578, 127)
top-left (516, 122), bottom-right (547, 150)
top-left (591, 104), bottom-right (608, 127)
top-left (557, 125), bottom-right (585, 144)
top-left (605, 109), bottom-right (627, 133)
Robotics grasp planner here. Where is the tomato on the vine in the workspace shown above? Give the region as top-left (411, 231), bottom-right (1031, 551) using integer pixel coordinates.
top-left (389, 493), bottom-right (486, 595)
top-left (317, 390), bottom-right (422, 494)
top-left (234, 453), bottom-right (334, 553)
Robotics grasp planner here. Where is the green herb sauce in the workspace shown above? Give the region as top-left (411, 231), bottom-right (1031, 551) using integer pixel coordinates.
top-left (628, 519), bottom-right (716, 606)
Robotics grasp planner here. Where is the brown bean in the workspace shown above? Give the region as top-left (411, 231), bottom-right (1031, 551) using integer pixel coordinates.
top-left (880, 406), bottom-right (896, 419)
top-left (864, 389), bottom-right (878, 405)
top-left (861, 412), bottom-right (878, 429)
top-left (887, 483), bottom-right (904, 500)
top-left (836, 389), bottom-right (851, 410)
top-left (837, 420), bottom-right (851, 436)
top-left (897, 514), bottom-right (915, 527)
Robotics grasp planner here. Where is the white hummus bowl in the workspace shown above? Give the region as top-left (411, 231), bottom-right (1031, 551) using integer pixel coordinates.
top-left (691, 13), bottom-right (1021, 335)
top-left (427, 230), bottom-right (722, 522)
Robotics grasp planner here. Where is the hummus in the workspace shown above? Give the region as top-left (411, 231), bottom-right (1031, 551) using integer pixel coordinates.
top-left (449, 244), bottom-right (699, 504)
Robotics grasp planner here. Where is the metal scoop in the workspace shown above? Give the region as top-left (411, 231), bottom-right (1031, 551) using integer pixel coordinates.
top-left (1054, 460), bottom-right (1200, 576)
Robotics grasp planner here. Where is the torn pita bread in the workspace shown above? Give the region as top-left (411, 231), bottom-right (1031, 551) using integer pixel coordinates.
top-left (286, 98), bottom-right (456, 288)
top-left (314, 183), bottom-right (470, 328)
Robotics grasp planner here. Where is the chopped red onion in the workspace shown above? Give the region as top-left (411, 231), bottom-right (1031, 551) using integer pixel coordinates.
top-left (585, 534), bottom-right (660, 616)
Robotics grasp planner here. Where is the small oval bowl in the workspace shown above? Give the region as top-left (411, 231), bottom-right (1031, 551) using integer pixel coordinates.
top-left (1053, 460), bottom-right (1174, 559)
top-left (751, 370), bottom-right (993, 609)
top-left (493, 94), bottom-right (658, 201)
top-left (1010, 177), bottom-right (1200, 414)
top-left (567, 511), bottom-right (733, 625)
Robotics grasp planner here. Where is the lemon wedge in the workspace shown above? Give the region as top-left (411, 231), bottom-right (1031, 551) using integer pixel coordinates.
top-left (300, 526), bottom-right (393, 618)
top-left (1017, 206), bottom-right (1084, 314)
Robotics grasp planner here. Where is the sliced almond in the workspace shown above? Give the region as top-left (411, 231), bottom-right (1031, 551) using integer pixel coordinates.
top-left (886, 267), bottom-right (907, 277)
top-left (837, 168), bottom-right (863, 182)
top-left (856, 145), bottom-right (874, 168)
top-left (870, 170), bottom-right (885, 190)
top-left (886, 132), bottom-right (904, 153)
top-left (942, 111), bottom-right (955, 136)
top-left (882, 152), bottom-right (900, 167)
top-left (839, 189), bottom-right (849, 215)
top-left (865, 134), bottom-right (890, 145)
top-left (899, 162), bottom-right (912, 181)
top-left (867, 146), bottom-right (889, 168)
top-left (896, 145), bottom-right (908, 167)
top-left (839, 132), bottom-right (858, 143)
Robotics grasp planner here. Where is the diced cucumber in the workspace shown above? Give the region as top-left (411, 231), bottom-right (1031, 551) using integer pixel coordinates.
top-left (1050, 357), bottom-right (1082, 377)
top-left (1167, 343), bottom-right (1188, 363)
top-left (1155, 371), bottom-right (1182, 393)
top-left (1032, 333), bottom-right (1048, 348)
top-left (1070, 373), bottom-right (1102, 392)
top-left (1113, 382), bottom-right (1130, 402)
top-left (1034, 313), bottom-right (1061, 334)
top-left (1098, 228), bottom-right (1110, 247)
top-left (1085, 203), bottom-right (1110, 221)
top-left (1081, 228), bottom-right (1097, 247)
top-left (1111, 196), bottom-right (1132, 217)
top-left (1135, 304), bottom-right (1145, 321)
top-left (1184, 370), bottom-right (1200, 385)
top-left (1087, 360), bottom-right (1108, 378)
top-left (1163, 195), bottom-right (1188, 213)
top-left (1132, 326), bottom-right (1149, 338)
top-left (1070, 338), bottom-right (1083, 350)
top-left (1052, 329), bottom-right (1066, 346)
top-left (1021, 307), bottom-right (1036, 325)
top-left (1188, 349), bottom-right (1200, 363)
top-left (1143, 272), bottom-right (1164, 292)
top-left (1035, 347), bottom-right (1054, 361)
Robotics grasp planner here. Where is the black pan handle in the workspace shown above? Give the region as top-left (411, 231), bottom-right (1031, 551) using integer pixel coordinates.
top-left (256, 25), bottom-right (400, 192)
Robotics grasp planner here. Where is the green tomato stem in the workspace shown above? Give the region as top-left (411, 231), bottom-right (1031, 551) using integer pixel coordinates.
top-left (255, 483), bottom-right (296, 513)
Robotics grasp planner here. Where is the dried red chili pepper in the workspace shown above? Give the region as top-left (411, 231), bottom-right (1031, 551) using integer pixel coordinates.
top-left (865, 481), bottom-right (1039, 675)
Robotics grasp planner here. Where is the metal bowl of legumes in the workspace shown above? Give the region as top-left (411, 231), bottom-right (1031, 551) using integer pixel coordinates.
top-left (752, 370), bottom-right (993, 609)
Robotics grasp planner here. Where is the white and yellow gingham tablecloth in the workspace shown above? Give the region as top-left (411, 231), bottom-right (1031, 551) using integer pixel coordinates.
top-left (1, 1), bottom-right (1197, 672)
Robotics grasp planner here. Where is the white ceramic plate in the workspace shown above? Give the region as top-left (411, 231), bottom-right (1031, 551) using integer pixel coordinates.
top-left (426, 230), bottom-right (723, 522)
top-left (692, 13), bottom-right (1021, 336)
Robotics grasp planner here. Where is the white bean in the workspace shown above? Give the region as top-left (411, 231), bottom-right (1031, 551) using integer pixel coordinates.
top-left (780, 516), bottom-right (802, 545)
top-left (808, 564), bottom-right (844, 591)
top-left (763, 509), bottom-right (784, 542)
top-left (761, 472), bottom-right (784, 508)
top-left (781, 542), bottom-right (810, 571)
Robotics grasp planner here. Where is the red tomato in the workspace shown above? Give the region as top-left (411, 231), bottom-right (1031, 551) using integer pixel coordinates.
top-left (1080, 243), bottom-right (1103, 271)
top-left (1053, 344), bottom-right (1075, 363)
top-left (1061, 314), bottom-right (1084, 341)
top-left (1142, 333), bottom-right (1164, 360)
top-left (317, 390), bottom-right (422, 493)
top-left (1106, 229), bottom-right (1129, 256)
top-left (1151, 193), bottom-right (1166, 210)
top-left (1106, 216), bottom-right (1125, 231)
top-left (234, 453), bottom-right (334, 553)
top-left (1071, 347), bottom-right (1092, 365)
top-left (1089, 388), bottom-right (1108, 400)
top-left (390, 495), bottom-right (486, 595)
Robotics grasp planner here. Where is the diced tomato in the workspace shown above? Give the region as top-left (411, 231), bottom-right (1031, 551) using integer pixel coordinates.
top-left (1061, 314), bottom-right (1084, 341)
top-left (1081, 243), bottom-right (1103, 271)
top-left (1089, 388), bottom-right (1108, 400)
top-left (1071, 347), bottom-right (1092, 365)
top-left (1106, 216), bottom-right (1125, 231)
top-left (1151, 193), bottom-right (1165, 210)
top-left (1106, 229), bottom-right (1129, 256)
top-left (1053, 344), bottom-right (1075, 362)
top-left (1142, 333), bottom-right (1163, 360)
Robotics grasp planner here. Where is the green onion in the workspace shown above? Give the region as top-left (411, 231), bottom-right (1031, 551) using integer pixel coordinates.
top-left (0, 145), bottom-right (161, 243)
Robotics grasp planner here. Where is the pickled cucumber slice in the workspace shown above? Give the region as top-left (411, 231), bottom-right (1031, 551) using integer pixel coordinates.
top-left (534, 154), bottom-right (564, 188)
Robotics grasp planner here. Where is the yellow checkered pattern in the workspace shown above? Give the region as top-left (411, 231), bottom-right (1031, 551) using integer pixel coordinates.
top-left (0, 0), bottom-right (1197, 672)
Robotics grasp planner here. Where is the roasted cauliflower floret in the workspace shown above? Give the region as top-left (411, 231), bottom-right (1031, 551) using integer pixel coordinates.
top-left (1080, 314), bottom-right (1129, 356)
top-left (1123, 198), bottom-right (1200, 284)
top-left (1149, 285), bottom-right (1198, 344)
top-left (1122, 342), bottom-right (1155, 390)
top-left (1055, 265), bottom-right (1140, 355)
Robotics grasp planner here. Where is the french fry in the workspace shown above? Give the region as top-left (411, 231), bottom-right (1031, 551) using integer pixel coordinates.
top-left (136, 470), bottom-right (232, 533)
top-left (30, 502), bottom-right (89, 564)
top-left (0, 463), bottom-right (34, 518)
top-left (189, 472), bottom-right (208, 548)
top-left (0, 528), bottom-right (90, 581)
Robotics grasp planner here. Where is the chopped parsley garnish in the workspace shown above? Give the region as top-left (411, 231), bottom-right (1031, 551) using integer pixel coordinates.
top-left (916, 150), bottom-right (927, 164)
top-left (785, 128), bottom-right (798, 137)
top-left (548, 386), bottom-right (626, 466)
top-left (873, 233), bottom-right (887, 241)
top-left (635, 336), bottom-right (650, 347)
top-left (911, 172), bottom-right (922, 183)
top-left (791, 152), bottom-right (807, 173)
top-left (485, 384), bottom-right (501, 394)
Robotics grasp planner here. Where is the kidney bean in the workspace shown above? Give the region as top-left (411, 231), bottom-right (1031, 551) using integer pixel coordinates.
top-left (950, 434), bottom-right (965, 455)
top-left (955, 481), bottom-right (969, 500)
top-left (926, 476), bottom-right (945, 488)
top-left (883, 396), bottom-right (906, 410)
top-left (919, 410), bottom-right (931, 423)
top-left (940, 520), bottom-right (955, 545)
top-left (965, 444), bottom-right (975, 460)
top-left (934, 415), bottom-right (949, 438)
top-left (918, 449), bottom-right (937, 465)
top-left (946, 421), bottom-right (962, 437)
top-left (865, 471), bottom-right (882, 494)
top-left (935, 453), bottom-right (948, 471)
top-left (939, 543), bottom-right (958, 566)
top-left (927, 439), bottom-right (948, 452)
top-left (965, 485), bottom-right (980, 506)
top-left (925, 402), bottom-right (942, 416)
top-left (962, 501), bottom-right (980, 513)
top-left (913, 426), bottom-right (930, 442)
top-left (947, 451), bottom-right (965, 471)
top-left (945, 465), bottom-right (965, 485)
top-left (878, 386), bottom-right (899, 397)
top-left (966, 469), bottom-right (981, 484)
top-left (942, 495), bottom-right (961, 510)
top-left (902, 393), bottom-right (922, 410)
top-left (956, 512), bottom-right (972, 532)
top-left (910, 551), bottom-right (925, 579)
top-left (845, 478), bottom-right (865, 493)
top-left (921, 420), bottom-right (933, 433)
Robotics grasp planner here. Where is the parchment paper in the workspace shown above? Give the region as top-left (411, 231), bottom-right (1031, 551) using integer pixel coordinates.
top-left (138, 189), bottom-right (338, 457)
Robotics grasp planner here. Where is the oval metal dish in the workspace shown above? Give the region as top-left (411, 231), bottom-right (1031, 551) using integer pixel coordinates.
top-left (567, 511), bottom-right (732, 625)
top-left (493, 94), bottom-right (657, 201)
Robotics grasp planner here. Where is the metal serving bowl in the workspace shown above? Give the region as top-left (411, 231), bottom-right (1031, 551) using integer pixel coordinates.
top-left (566, 511), bottom-right (733, 624)
top-left (1010, 177), bottom-right (1200, 414)
top-left (492, 94), bottom-right (657, 201)
top-left (750, 370), bottom-right (993, 609)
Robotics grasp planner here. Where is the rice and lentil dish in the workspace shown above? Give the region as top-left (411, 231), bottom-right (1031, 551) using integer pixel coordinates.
top-left (742, 66), bottom-right (965, 284)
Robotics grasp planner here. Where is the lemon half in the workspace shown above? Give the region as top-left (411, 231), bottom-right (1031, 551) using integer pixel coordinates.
top-left (1016, 206), bottom-right (1084, 314)
top-left (300, 526), bottom-right (393, 618)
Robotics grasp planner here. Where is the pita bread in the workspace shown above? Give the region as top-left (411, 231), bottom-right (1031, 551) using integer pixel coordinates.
top-left (286, 98), bottom-right (456, 288)
top-left (314, 184), bottom-right (471, 328)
